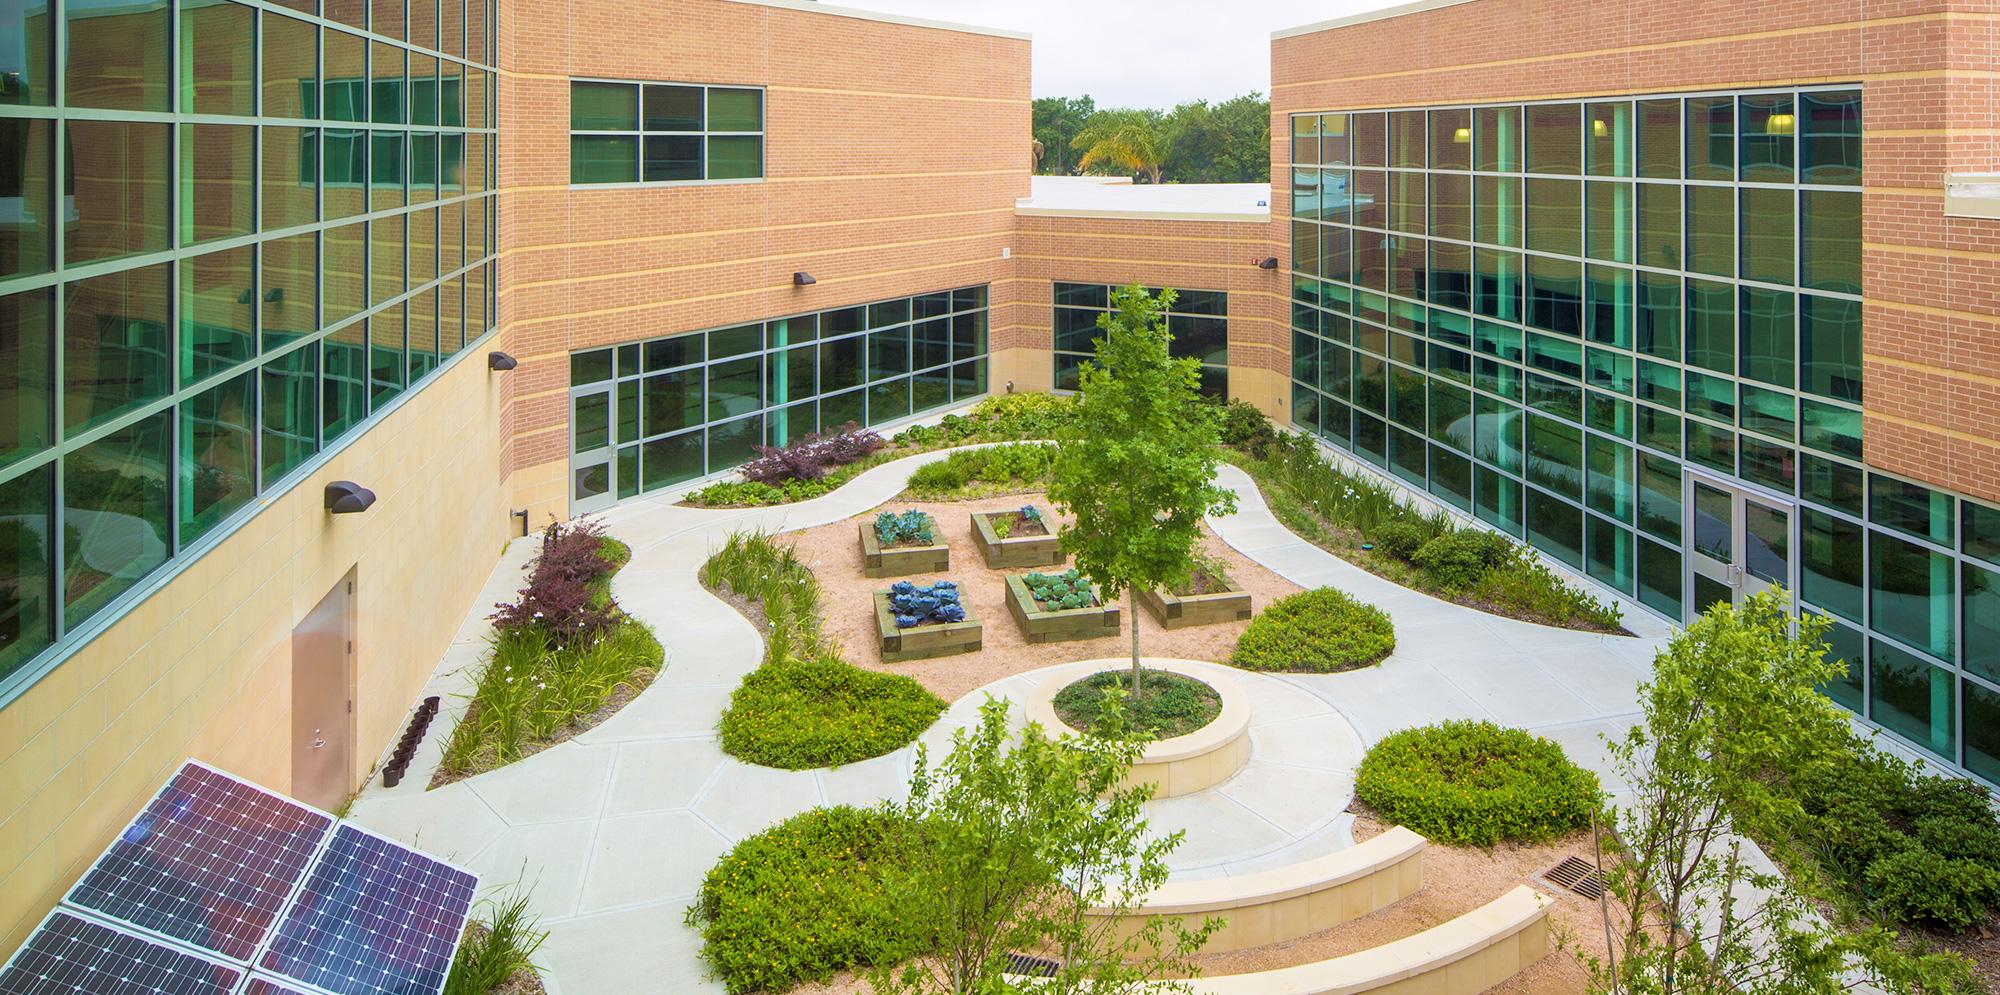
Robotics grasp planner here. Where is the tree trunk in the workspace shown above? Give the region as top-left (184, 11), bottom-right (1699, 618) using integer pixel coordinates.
top-left (1129, 587), bottom-right (1142, 697)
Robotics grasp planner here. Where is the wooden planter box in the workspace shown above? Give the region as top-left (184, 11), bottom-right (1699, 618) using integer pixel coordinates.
top-left (970, 510), bottom-right (1064, 569)
top-left (875, 591), bottom-right (983, 662)
top-left (1005, 575), bottom-right (1122, 644)
top-left (1139, 571), bottom-right (1253, 629)
top-left (860, 522), bottom-right (949, 579)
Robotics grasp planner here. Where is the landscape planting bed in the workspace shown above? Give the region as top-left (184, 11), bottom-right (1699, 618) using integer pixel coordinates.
top-left (859, 521), bottom-right (949, 578)
top-left (874, 590), bottom-right (983, 662)
top-left (1139, 567), bottom-right (1254, 629)
top-left (1004, 574), bottom-right (1121, 644)
top-left (970, 508), bottom-right (1064, 568)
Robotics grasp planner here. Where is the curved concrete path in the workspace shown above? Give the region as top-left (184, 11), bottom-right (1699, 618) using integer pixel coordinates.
top-left (347, 444), bottom-right (1673, 995)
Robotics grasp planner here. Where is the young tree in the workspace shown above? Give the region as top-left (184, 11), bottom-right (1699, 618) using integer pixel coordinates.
top-left (1048, 286), bottom-right (1236, 695)
top-left (870, 697), bottom-right (1214, 995)
top-left (1595, 589), bottom-right (1976, 995)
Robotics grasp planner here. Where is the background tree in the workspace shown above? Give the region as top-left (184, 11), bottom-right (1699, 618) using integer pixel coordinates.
top-left (1048, 286), bottom-right (1235, 695)
top-left (1160, 93), bottom-right (1270, 184)
top-left (871, 698), bottom-right (1213, 995)
top-left (1072, 109), bottom-right (1170, 184)
top-left (1594, 589), bottom-right (1977, 995)
top-left (1033, 95), bottom-right (1096, 176)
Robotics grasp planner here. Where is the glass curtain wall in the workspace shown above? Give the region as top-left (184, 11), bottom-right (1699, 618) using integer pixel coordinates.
top-left (0, 0), bottom-right (499, 698)
top-left (567, 286), bottom-right (991, 508)
top-left (1286, 88), bottom-right (2000, 783)
top-left (1051, 282), bottom-right (1228, 395)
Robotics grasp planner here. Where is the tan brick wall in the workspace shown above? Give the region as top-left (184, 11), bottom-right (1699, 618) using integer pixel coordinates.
top-left (0, 352), bottom-right (513, 953)
top-left (1013, 214), bottom-right (1290, 416)
top-left (494, 0), bottom-right (1032, 513)
top-left (1271, 0), bottom-right (2000, 502)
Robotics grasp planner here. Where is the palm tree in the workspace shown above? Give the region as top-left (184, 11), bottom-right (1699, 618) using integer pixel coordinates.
top-left (1072, 112), bottom-right (1170, 184)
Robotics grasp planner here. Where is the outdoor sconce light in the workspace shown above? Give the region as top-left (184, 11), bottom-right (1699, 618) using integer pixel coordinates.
top-left (264, 288), bottom-right (285, 303)
top-left (237, 287), bottom-right (256, 304)
top-left (324, 481), bottom-right (377, 515)
top-left (793, 271), bottom-right (817, 286)
top-left (1256, 257), bottom-right (1279, 270)
top-left (487, 351), bottom-right (518, 371)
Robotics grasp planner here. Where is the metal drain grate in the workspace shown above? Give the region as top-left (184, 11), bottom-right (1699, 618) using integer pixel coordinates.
top-left (1005, 953), bottom-right (1062, 977)
top-left (1541, 855), bottom-right (1606, 899)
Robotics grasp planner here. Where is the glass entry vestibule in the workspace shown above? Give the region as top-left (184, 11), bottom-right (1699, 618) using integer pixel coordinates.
top-left (1686, 471), bottom-right (1796, 617)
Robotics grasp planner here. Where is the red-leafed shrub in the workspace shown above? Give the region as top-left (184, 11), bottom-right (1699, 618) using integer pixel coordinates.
top-left (491, 518), bottom-right (623, 646)
top-left (738, 423), bottom-right (885, 485)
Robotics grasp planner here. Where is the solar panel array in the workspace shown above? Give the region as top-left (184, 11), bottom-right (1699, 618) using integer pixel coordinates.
top-left (0, 761), bottom-right (478, 995)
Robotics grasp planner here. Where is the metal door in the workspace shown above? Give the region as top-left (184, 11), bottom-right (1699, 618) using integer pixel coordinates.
top-left (570, 384), bottom-right (616, 513)
top-left (292, 570), bottom-right (355, 811)
top-left (1685, 472), bottom-right (1795, 619)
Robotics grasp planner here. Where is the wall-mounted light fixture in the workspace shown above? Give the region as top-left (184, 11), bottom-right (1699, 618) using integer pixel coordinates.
top-left (1592, 119), bottom-right (1609, 138)
top-left (324, 481), bottom-right (377, 515)
top-left (1765, 113), bottom-right (1796, 136)
top-left (1453, 127), bottom-right (1471, 144)
top-left (793, 271), bottom-right (816, 286)
top-left (264, 287), bottom-right (285, 304)
top-left (487, 351), bottom-right (518, 371)
top-left (1256, 257), bottom-right (1279, 270)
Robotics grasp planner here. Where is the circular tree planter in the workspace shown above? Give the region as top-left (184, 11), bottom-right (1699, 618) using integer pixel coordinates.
top-left (1022, 658), bottom-right (1251, 798)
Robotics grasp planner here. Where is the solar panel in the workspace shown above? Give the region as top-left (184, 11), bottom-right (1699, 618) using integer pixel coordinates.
top-left (64, 761), bottom-right (334, 963)
top-left (258, 824), bottom-right (477, 995)
top-left (0, 910), bottom-right (243, 995)
top-left (243, 977), bottom-right (321, 995)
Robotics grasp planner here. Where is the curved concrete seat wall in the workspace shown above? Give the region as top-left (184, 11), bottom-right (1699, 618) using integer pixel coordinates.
top-left (1092, 827), bottom-right (1428, 954)
top-left (1021, 658), bottom-right (1252, 798)
top-left (1187, 884), bottom-right (1554, 995)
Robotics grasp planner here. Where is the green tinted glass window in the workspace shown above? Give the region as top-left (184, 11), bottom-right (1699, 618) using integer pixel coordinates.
top-left (1738, 287), bottom-right (1794, 388)
top-left (68, 0), bottom-right (169, 110)
top-left (1635, 99), bottom-right (1680, 179)
top-left (1801, 507), bottom-right (1863, 622)
top-left (1800, 190), bottom-right (1860, 294)
top-left (1871, 475), bottom-right (1953, 545)
top-left (261, 345), bottom-right (317, 484)
top-left (1474, 106), bottom-right (1520, 171)
top-left (571, 136), bottom-right (636, 183)
top-left (1474, 176), bottom-right (1521, 246)
top-left (708, 136), bottom-right (761, 179)
top-left (1585, 181), bottom-right (1631, 262)
top-left (1738, 187), bottom-right (1794, 284)
top-left (181, 245), bottom-right (256, 384)
top-left (1635, 182), bottom-right (1680, 269)
top-left (65, 264), bottom-right (170, 433)
top-left (1800, 295), bottom-right (1860, 402)
top-left (0, 466), bottom-right (52, 677)
top-left (1586, 101), bottom-right (1632, 177)
top-left (1869, 638), bottom-right (1954, 761)
top-left (1685, 96), bottom-right (1734, 180)
top-left (1801, 90), bottom-right (1862, 185)
top-left (1525, 103), bottom-right (1581, 174)
top-left (63, 413), bottom-right (170, 627)
top-left (1738, 93), bottom-right (1795, 182)
top-left (1684, 280), bottom-right (1734, 373)
top-left (1525, 178), bottom-right (1580, 255)
top-left (572, 81), bottom-right (637, 130)
top-left (178, 370), bottom-right (257, 543)
top-left (1870, 531), bottom-right (1955, 662)
top-left (1684, 185), bottom-right (1734, 277)
top-left (0, 120), bottom-right (51, 278)
top-left (67, 121), bottom-right (171, 265)
top-left (1430, 109), bottom-right (1470, 171)
top-left (0, 289), bottom-right (53, 468)
top-left (709, 87), bottom-right (762, 131)
top-left (180, 0), bottom-right (254, 115)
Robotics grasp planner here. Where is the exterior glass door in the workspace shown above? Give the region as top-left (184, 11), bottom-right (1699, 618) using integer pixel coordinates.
top-left (570, 384), bottom-right (616, 514)
top-left (1685, 473), bottom-right (1795, 618)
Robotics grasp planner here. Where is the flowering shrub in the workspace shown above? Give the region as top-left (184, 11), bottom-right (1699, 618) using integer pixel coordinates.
top-left (873, 510), bottom-right (936, 547)
top-left (490, 519), bottom-right (624, 648)
top-left (1355, 720), bottom-right (1600, 846)
top-left (887, 580), bottom-right (965, 627)
top-left (738, 422), bottom-right (885, 485)
top-left (1021, 569), bottom-right (1099, 611)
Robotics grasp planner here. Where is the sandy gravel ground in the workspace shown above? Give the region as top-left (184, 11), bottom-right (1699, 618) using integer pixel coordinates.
top-left (787, 490), bottom-right (1304, 704)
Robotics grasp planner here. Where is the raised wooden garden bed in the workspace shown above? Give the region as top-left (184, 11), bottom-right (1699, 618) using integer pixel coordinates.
top-left (1139, 567), bottom-right (1252, 629)
top-left (875, 591), bottom-right (983, 662)
top-left (970, 508), bottom-right (1063, 569)
top-left (859, 523), bottom-right (949, 578)
top-left (1005, 574), bottom-right (1121, 644)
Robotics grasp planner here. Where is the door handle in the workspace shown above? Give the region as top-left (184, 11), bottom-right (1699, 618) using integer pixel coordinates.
top-left (1729, 565), bottom-right (1743, 588)
top-left (312, 729), bottom-right (325, 750)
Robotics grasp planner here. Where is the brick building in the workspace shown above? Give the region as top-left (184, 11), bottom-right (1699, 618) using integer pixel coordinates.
top-left (0, 0), bottom-right (1997, 955)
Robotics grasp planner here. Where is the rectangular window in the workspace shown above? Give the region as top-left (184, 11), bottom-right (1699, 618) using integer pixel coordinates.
top-left (570, 80), bottom-right (764, 184)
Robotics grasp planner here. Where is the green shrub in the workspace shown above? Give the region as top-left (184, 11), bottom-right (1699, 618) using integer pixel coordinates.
top-left (1370, 521), bottom-right (1429, 560)
top-left (1863, 846), bottom-right (2000, 931)
top-left (1472, 547), bottom-right (1624, 631)
top-left (1216, 398), bottom-right (1279, 456)
top-left (1411, 529), bottom-right (1513, 590)
top-left (718, 656), bottom-right (946, 769)
top-left (702, 530), bottom-right (833, 664)
top-left (1355, 720), bottom-right (1601, 847)
top-left (1051, 670), bottom-right (1219, 739)
top-left (1230, 587), bottom-right (1395, 673)
top-left (892, 393), bottom-right (1075, 449)
top-left (689, 806), bottom-right (929, 994)
top-left (904, 442), bottom-right (1056, 499)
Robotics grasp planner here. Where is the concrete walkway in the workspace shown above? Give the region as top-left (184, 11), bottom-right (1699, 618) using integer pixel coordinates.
top-left (347, 446), bottom-right (1674, 994)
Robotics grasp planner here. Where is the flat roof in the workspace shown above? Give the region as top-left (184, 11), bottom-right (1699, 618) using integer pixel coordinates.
top-left (1015, 176), bottom-right (1272, 223)
top-left (1273, 0), bottom-right (1478, 40)
top-left (728, 0), bottom-right (1029, 40)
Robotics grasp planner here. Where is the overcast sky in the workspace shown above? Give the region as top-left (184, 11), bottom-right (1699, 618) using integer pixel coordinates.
top-left (836, 0), bottom-right (1400, 108)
